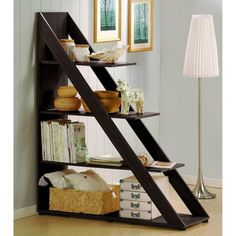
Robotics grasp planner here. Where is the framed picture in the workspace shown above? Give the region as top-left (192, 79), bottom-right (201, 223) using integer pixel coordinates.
top-left (94, 0), bottom-right (121, 43)
top-left (128, 0), bottom-right (153, 52)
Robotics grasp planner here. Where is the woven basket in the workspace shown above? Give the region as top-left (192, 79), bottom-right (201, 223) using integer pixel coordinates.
top-left (49, 185), bottom-right (120, 215)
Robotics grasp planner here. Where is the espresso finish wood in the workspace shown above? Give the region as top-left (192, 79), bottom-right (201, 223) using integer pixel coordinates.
top-left (40, 109), bottom-right (160, 120)
top-left (40, 60), bottom-right (136, 67)
top-left (40, 160), bottom-right (185, 173)
top-left (36, 12), bottom-right (209, 230)
top-left (38, 210), bottom-right (208, 230)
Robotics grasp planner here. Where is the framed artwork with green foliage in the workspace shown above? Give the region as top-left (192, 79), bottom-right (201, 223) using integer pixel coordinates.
top-left (94, 0), bottom-right (121, 43)
top-left (128, 0), bottom-right (153, 52)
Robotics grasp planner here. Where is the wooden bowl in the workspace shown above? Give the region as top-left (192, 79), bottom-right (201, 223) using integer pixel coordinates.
top-left (54, 97), bottom-right (81, 111)
top-left (99, 98), bottom-right (121, 113)
top-left (57, 86), bottom-right (77, 98)
top-left (94, 90), bottom-right (119, 99)
top-left (81, 98), bottom-right (121, 113)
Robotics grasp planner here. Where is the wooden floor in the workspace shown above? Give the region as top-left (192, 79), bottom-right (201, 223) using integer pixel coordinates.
top-left (14, 186), bottom-right (222, 236)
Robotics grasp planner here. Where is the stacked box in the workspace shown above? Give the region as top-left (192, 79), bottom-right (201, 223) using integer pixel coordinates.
top-left (119, 174), bottom-right (169, 220)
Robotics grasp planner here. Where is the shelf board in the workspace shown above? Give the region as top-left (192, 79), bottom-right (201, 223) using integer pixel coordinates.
top-left (38, 210), bottom-right (208, 230)
top-left (40, 160), bottom-right (184, 173)
top-left (40, 60), bottom-right (136, 67)
top-left (40, 109), bottom-right (160, 120)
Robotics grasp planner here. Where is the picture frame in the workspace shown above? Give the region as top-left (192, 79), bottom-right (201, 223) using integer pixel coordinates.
top-left (94, 0), bottom-right (122, 43)
top-left (128, 0), bottom-right (153, 52)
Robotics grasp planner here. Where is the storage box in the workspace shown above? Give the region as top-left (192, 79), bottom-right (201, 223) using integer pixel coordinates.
top-left (49, 185), bottom-right (120, 215)
top-left (119, 209), bottom-right (158, 220)
top-left (120, 199), bottom-right (152, 211)
top-left (120, 174), bottom-right (169, 194)
top-left (119, 174), bottom-right (169, 220)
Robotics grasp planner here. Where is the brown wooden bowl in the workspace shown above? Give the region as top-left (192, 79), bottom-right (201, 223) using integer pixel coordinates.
top-left (81, 98), bottom-right (121, 113)
top-left (99, 98), bottom-right (121, 113)
top-left (54, 97), bottom-right (81, 111)
top-left (94, 90), bottom-right (119, 99)
top-left (57, 86), bottom-right (77, 98)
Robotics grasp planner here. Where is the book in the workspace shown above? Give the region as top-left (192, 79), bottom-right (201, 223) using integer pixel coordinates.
top-left (145, 161), bottom-right (176, 169)
top-left (40, 122), bottom-right (46, 160)
top-left (88, 155), bottom-right (125, 167)
top-left (69, 122), bottom-right (88, 163)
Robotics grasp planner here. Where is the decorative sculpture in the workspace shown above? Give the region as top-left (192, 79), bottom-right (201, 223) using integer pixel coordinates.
top-left (116, 80), bottom-right (144, 115)
top-left (88, 45), bottom-right (129, 63)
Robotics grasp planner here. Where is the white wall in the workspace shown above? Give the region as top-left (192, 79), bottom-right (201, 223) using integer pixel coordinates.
top-left (159, 0), bottom-right (222, 179)
top-left (14, 0), bottom-right (160, 210)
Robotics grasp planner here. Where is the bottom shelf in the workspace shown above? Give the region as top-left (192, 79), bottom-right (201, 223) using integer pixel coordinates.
top-left (38, 210), bottom-right (208, 230)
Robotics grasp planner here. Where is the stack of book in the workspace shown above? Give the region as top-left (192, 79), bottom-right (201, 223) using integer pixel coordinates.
top-left (40, 119), bottom-right (88, 163)
top-left (88, 155), bottom-right (125, 167)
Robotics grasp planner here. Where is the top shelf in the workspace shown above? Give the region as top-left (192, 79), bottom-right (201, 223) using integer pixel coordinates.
top-left (40, 60), bottom-right (136, 68)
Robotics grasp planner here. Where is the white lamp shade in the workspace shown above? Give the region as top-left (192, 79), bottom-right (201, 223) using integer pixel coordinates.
top-left (183, 15), bottom-right (219, 78)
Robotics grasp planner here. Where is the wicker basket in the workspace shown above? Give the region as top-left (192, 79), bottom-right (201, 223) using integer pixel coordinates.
top-left (49, 185), bottom-right (120, 215)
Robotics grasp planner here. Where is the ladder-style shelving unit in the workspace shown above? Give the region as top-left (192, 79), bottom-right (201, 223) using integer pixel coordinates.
top-left (37, 12), bottom-right (209, 230)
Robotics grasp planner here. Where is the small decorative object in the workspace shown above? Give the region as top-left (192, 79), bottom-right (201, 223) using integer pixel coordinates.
top-left (128, 0), bottom-right (153, 52)
top-left (116, 80), bottom-right (144, 115)
top-left (57, 86), bottom-right (77, 98)
top-left (137, 153), bottom-right (152, 165)
top-left (54, 86), bottom-right (81, 111)
top-left (88, 45), bottom-right (129, 63)
top-left (73, 44), bottom-right (90, 62)
top-left (59, 39), bottom-right (75, 60)
top-left (54, 97), bottom-right (81, 111)
top-left (94, 0), bottom-right (121, 43)
top-left (183, 15), bottom-right (219, 199)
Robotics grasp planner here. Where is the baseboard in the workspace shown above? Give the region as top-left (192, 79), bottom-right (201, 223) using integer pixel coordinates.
top-left (14, 205), bottom-right (37, 220)
top-left (183, 175), bottom-right (222, 188)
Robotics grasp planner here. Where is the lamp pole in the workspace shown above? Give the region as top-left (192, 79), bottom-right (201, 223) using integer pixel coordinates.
top-left (192, 78), bottom-right (216, 199)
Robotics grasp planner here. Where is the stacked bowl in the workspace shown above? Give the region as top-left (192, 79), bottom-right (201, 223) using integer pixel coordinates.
top-left (54, 86), bottom-right (81, 111)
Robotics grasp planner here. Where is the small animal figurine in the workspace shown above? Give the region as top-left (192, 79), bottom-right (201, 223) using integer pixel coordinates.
top-left (116, 80), bottom-right (144, 115)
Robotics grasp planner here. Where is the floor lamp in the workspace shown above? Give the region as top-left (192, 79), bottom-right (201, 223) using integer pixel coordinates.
top-left (183, 15), bottom-right (219, 199)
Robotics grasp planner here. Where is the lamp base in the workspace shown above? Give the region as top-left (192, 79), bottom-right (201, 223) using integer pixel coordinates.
top-left (192, 180), bottom-right (216, 199)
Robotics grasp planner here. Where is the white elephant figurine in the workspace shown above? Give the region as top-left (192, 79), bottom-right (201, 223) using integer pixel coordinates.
top-left (116, 80), bottom-right (144, 115)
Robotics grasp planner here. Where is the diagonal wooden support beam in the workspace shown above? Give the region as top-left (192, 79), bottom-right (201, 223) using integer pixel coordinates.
top-left (38, 13), bottom-right (186, 229)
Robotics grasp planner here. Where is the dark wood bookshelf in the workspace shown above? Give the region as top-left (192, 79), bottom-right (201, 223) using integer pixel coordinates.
top-left (40, 160), bottom-right (184, 173)
top-left (37, 12), bottom-right (209, 230)
top-left (40, 60), bottom-right (136, 67)
top-left (40, 109), bottom-right (160, 120)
